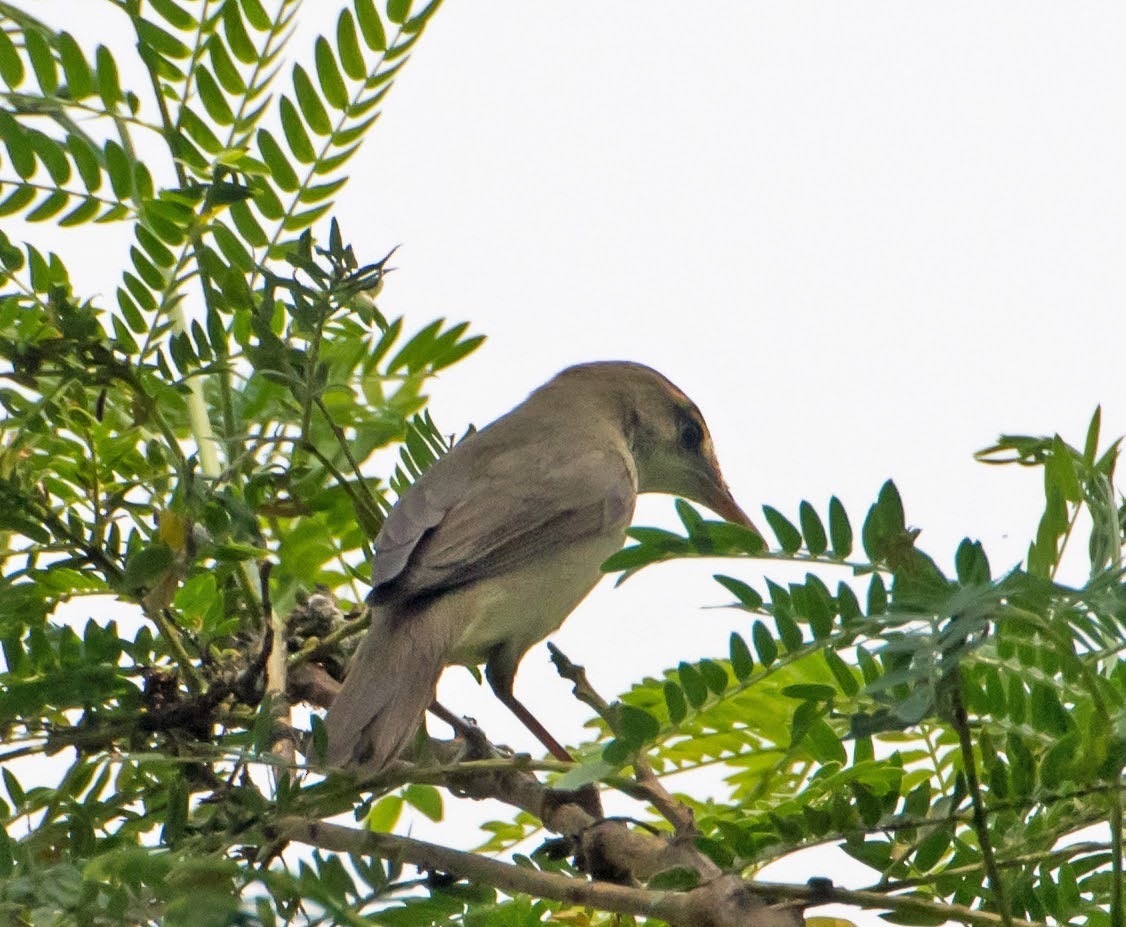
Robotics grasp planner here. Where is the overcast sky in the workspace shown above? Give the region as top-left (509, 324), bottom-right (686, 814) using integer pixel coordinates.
top-left (20, 0), bottom-right (1126, 917)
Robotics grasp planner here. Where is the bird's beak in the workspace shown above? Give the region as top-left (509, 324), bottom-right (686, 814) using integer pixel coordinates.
top-left (694, 455), bottom-right (757, 530)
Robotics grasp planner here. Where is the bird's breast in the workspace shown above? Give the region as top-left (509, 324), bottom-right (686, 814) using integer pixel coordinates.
top-left (446, 528), bottom-right (627, 667)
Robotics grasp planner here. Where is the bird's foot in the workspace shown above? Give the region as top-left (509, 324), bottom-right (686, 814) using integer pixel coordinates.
top-left (543, 782), bottom-right (604, 820)
top-left (447, 715), bottom-right (501, 762)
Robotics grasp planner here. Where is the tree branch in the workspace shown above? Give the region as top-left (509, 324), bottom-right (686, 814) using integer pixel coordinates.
top-left (755, 880), bottom-right (1047, 927)
top-left (548, 643), bottom-right (696, 836)
top-left (950, 670), bottom-right (1011, 927)
top-left (276, 816), bottom-right (799, 927)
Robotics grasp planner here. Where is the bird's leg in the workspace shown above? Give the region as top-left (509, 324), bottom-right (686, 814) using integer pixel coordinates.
top-left (486, 653), bottom-right (604, 820)
top-left (485, 660), bottom-right (573, 763)
top-left (496, 689), bottom-right (574, 762)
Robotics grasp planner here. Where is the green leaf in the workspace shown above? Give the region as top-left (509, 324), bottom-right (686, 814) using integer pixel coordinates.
top-left (828, 495), bottom-right (852, 557)
top-left (95, 44), bottom-right (123, 107)
top-left (601, 545), bottom-right (663, 574)
top-left (1047, 434), bottom-right (1082, 503)
top-left (677, 661), bottom-right (708, 708)
top-left (222, 1), bottom-right (258, 64)
top-left (136, 226), bottom-right (174, 267)
top-left (211, 222), bottom-right (253, 272)
top-left (365, 795), bottom-right (402, 832)
top-left (0, 112), bottom-right (36, 179)
top-left (387, 0), bottom-right (412, 24)
top-left (602, 738), bottom-right (631, 766)
top-left (279, 96), bottom-right (317, 163)
top-left (180, 107), bottom-right (223, 153)
top-left (798, 501), bottom-right (827, 555)
top-left (763, 505), bottom-right (801, 553)
top-left (0, 29), bottom-right (24, 87)
top-left (823, 649), bottom-right (859, 696)
top-left (207, 34), bottom-right (246, 95)
top-left (1039, 733), bottom-right (1077, 788)
top-left (867, 574), bottom-right (888, 615)
top-left (663, 680), bottom-right (687, 723)
top-left (292, 64), bottom-right (332, 135)
top-left (954, 538), bottom-right (991, 584)
top-left (714, 573), bottom-right (762, 610)
top-left (29, 130), bottom-right (70, 183)
top-left (122, 543), bottom-right (173, 590)
top-left (618, 705), bottom-right (660, 745)
top-left (229, 199), bottom-right (268, 246)
top-left (355, 0), bottom-right (388, 50)
top-left (751, 620), bottom-right (777, 667)
top-left (1030, 682), bottom-right (1070, 735)
top-left (675, 498), bottom-right (708, 547)
top-left (863, 480), bottom-right (905, 560)
top-left (2, 768), bottom-right (24, 807)
top-left (257, 129), bottom-right (299, 191)
top-left (0, 185), bottom-right (34, 217)
top-left (26, 190), bottom-right (69, 222)
top-left (314, 36), bottom-right (348, 110)
top-left (403, 784), bottom-right (442, 821)
top-left (336, 10), bottom-right (366, 80)
top-left (195, 66), bottom-right (234, 125)
top-left (781, 684), bottom-right (836, 701)
top-left (878, 479), bottom-right (905, 531)
top-left (59, 196), bottom-right (100, 227)
top-left (729, 632), bottom-right (754, 680)
top-left (404, 0), bottom-right (442, 34)
top-left (149, 0), bottom-right (197, 29)
top-left (699, 659), bottom-right (728, 694)
top-left (1083, 405), bottom-right (1101, 464)
top-left (25, 30), bottom-right (58, 94)
top-left (241, 0), bottom-right (272, 30)
top-left (914, 827), bottom-right (952, 872)
top-left (57, 32), bottom-right (94, 99)
top-left (136, 19), bottom-right (191, 59)
top-left (806, 717), bottom-right (846, 764)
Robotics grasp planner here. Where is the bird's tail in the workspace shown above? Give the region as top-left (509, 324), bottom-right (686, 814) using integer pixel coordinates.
top-left (323, 603), bottom-right (451, 770)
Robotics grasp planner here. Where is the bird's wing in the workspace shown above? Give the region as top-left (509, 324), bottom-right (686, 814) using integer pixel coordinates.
top-left (369, 436), bottom-right (635, 603)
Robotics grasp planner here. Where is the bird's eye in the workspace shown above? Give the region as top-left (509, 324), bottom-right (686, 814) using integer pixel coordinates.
top-left (678, 418), bottom-right (704, 453)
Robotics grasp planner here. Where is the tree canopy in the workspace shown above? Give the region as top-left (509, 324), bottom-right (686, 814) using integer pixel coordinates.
top-left (0, 3), bottom-right (1123, 926)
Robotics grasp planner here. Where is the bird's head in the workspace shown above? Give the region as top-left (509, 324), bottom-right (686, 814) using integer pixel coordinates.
top-left (553, 362), bottom-right (758, 530)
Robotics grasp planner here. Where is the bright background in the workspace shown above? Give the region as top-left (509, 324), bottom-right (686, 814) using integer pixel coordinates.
top-left (18, 0), bottom-right (1126, 917)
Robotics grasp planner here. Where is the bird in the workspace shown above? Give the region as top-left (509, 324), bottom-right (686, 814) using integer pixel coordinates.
top-left (324, 361), bottom-right (755, 770)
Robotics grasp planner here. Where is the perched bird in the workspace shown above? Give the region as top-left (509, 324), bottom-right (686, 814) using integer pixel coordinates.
top-left (324, 361), bottom-right (754, 770)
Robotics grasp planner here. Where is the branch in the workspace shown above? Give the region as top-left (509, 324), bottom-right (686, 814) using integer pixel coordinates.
top-left (287, 606), bottom-right (369, 669)
top-left (756, 880), bottom-right (1047, 927)
top-left (260, 563), bottom-right (294, 768)
top-left (950, 670), bottom-right (1011, 927)
top-left (277, 817), bottom-right (799, 927)
top-left (548, 643), bottom-right (696, 836)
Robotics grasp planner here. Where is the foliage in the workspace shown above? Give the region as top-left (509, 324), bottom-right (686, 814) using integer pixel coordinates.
top-left (0, 1), bottom-right (481, 923)
top-left (566, 410), bottom-right (1123, 927)
top-left (1, 3), bottom-right (1124, 927)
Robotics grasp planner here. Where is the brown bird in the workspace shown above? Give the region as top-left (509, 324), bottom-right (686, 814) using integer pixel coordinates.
top-left (324, 361), bottom-right (753, 770)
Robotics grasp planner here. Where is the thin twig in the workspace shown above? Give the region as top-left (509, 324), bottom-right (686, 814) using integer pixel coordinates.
top-left (548, 643), bottom-right (696, 837)
top-left (260, 562), bottom-right (293, 768)
top-left (148, 608), bottom-right (205, 693)
top-left (950, 670), bottom-right (1012, 927)
top-left (287, 608), bottom-right (370, 668)
top-left (752, 879), bottom-right (1047, 927)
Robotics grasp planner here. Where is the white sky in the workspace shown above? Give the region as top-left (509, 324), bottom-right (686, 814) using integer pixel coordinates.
top-left (15, 0), bottom-right (1126, 919)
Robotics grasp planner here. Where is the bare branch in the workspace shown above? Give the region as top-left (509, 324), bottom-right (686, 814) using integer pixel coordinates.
top-left (548, 643), bottom-right (696, 836)
top-left (277, 816), bottom-right (800, 927)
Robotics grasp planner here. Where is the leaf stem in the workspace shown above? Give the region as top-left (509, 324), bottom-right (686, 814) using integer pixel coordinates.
top-left (950, 669), bottom-right (1011, 927)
